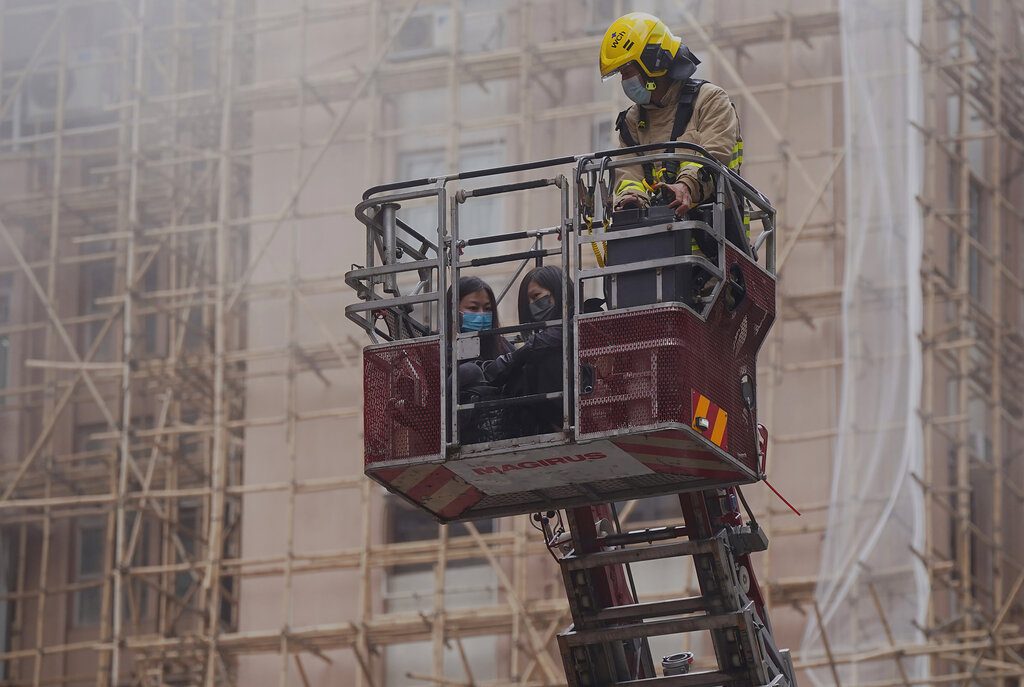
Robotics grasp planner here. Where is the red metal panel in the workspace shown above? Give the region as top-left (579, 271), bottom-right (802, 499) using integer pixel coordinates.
top-left (614, 430), bottom-right (747, 481)
top-left (369, 462), bottom-right (485, 519)
top-left (404, 465), bottom-right (457, 502)
top-left (435, 483), bottom-right (487, 520)
top-left (360, 248), bottom-right (775, 520)
top-left (578, 247), bottom-right (774, 474)
top-left (363, 338), bottom-right (442, 465)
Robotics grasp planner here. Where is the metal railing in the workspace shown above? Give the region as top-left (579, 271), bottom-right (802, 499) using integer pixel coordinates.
top-left (347, 143), bottom-right (776, 455)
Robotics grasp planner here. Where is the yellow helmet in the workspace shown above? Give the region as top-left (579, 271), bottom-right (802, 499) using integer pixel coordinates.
top-left (599, 12), bottom-right (699, 81)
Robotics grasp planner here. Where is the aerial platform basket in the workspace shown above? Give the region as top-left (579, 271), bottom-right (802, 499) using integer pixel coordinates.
top-left (348, 143), bottom-right (777, 522)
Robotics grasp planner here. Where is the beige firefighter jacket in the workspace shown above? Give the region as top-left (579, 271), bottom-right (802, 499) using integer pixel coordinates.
top-left (613, 79), bottom-right (741, 206)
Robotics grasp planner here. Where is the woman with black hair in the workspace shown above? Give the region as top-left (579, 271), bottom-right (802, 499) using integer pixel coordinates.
top-left (482, 265), bottom-right (570, 436)
top-left (451, 276), bottom-right (512, 445)
top-left (515, 264), bottom-right (565, 326)
top-left (452, 275), bottom-right (512, 361)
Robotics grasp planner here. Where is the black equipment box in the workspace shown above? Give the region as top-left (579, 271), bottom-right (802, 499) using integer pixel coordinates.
top-left (605, 204), bottom-right (698, 308)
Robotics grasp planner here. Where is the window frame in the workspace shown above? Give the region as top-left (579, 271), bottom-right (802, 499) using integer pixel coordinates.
top-left (388, 5), bottom-right (453, 62)
top-left (0, 336), bottom-right (8, 404)
top-left (395, 142), bottom-right (507, 247)
top-left (0, 273), bottom-right (12, 324)
top-left (72, 518), bottom-right (106, 627)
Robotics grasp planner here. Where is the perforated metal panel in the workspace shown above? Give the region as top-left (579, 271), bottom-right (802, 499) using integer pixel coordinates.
top-left (363, 338), bottom-right (442, 465)
top-left (622, 472), bottom-right (701, 488)
top-left (542, 485), bottom-right (585, 499)
top-left (474, 491), bottom-right (548, 511)
top-left (361, 248), bottom-right (775, 522)
top-left (588, 478), bottom-right (634, 492)
top-left (578, 247), bottom-right (775, 475)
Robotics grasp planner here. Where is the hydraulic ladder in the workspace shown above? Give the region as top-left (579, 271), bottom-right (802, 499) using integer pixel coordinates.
top-left (545, 489), bottom-right (798, 686)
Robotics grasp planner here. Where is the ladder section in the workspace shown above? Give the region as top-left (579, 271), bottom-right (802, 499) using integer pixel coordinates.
top-left (553, 490), bottom-right (798, 686)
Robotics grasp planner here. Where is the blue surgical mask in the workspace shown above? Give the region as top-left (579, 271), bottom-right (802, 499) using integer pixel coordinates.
top-left (460, 311), bottom-right (493, 332)
top-left (622, 75), bottom-right (653, 105)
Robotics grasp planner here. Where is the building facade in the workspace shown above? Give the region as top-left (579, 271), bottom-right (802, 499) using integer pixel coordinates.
top-left (0, 1), bottom-right (1022, 685)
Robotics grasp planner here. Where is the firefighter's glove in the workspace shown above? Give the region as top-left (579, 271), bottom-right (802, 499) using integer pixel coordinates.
top-left (655, 182), bottom-right (694, 217)
top-left (613, 191), bottom-right (649, 211)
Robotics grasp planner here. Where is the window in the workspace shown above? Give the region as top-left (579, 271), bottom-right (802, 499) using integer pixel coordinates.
top-left (383, 497), bottom-right (498, 683)
top-left (968, 397), bottom-right (991, 463)
top-left (184, 4), bottom-right (215, 89)
top-left (0, 274), bottom-right (11, 407)
top-left (73, 422), bottom-right (110, 470)
top-left (968, 179), bottom-right (984, 302)
top-left (947, 227), bottom-right (959, 285)
top-left (946, 164), bottom-right (959, 284)
top-left (460, 79), bottom-right (510, 120)
top-left (4, 5), bottom-right (120, 138)
top-left (0, 337), bottom-right (8, 404)
top-left (219, 499), bottom-right (239, 628)
top-left (650, 0), bottom-right (687, 28)
top-left (947, 443), bottom-right (959, 574)
top-left (584, 0), bottom-right (620, 35)
top-left (73, 514), bottom-right (148, 625)
top-left (592, 116), bottom-right (614, 153)
top-left (81, 154), bottom-right (115, 188)
top-left (2, 7), bottom-right (58, 66)
top-left (78, 248), bottom-right (114, 357)
top-left (390, 5), bottom-right (453, 61)
top-left (0, 273), bottom-right (11, 324)
top-left (461, 0), bottom-right (505, 54)
top-left (382, 496), bottom-right (497, 610)
top-left (140, 260), bottom-right (160, 356)
top-left (122, 513), bottom-right (150, 624)
top-left (945, 94), bottom-right (960, 137)
top-left (1, 530), bottom-right (11, 680)
top-left (179, 234), bottom-right (209, 352)
top-left (393, 87), bottom-right (446, 132)
top-left (73, 519), bottom-right (105, 626)
top-left (397, 149), bottom-right (446, 236)
top-left (384, 496), bottom-right (494, 573)
top-left (184, 305), bottom-right (205, 351)
top-left (457, 143), bottom-right (505, 243)
top-left (396, 142), bottom-right (506, 243)
top-left (175, 501), bottom-right (199, 605)
top-left (178, 410), bottom-right (203, 461)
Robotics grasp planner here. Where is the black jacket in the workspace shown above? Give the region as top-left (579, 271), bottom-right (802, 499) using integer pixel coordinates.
top-left (481, 326), bottom-right (565, 434)
top-left (454, 362), bottom-right (510, 445)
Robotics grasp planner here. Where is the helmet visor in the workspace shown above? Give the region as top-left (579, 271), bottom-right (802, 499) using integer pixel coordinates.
top-left (601, 60), bottom-right (641, 82)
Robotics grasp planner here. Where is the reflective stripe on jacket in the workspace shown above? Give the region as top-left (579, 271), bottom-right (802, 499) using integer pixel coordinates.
top-left (613, 79), bottom-right (741, 206)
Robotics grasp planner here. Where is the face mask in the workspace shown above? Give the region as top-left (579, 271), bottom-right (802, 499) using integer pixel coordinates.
top-left (529, 296), bottom-right (556, 322)
top-left (460, 311), bottom-right (493, 332)
top-left (621, 75), bottom-right (653, 105)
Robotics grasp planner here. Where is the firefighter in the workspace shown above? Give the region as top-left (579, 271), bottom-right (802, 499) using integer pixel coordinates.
top-left (599, 12), bottom-right (743, 216)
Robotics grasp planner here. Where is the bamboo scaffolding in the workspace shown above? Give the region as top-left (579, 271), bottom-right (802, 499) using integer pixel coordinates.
top-left (0, 1), bottom-right (1021, 685)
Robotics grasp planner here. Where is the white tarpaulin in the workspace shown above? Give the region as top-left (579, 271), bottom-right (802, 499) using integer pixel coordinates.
top-left (801, 0), bottom-right (929, 683)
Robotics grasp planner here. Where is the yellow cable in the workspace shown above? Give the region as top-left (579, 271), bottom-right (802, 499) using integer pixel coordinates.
top-left (586, 216), bottom-right (607, 268)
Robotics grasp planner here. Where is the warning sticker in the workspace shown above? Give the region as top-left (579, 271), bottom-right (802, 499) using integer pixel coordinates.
top-left (447, 440), bottom-right (654, 495)
top-left (692, 389), bottom-right (729, 450)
